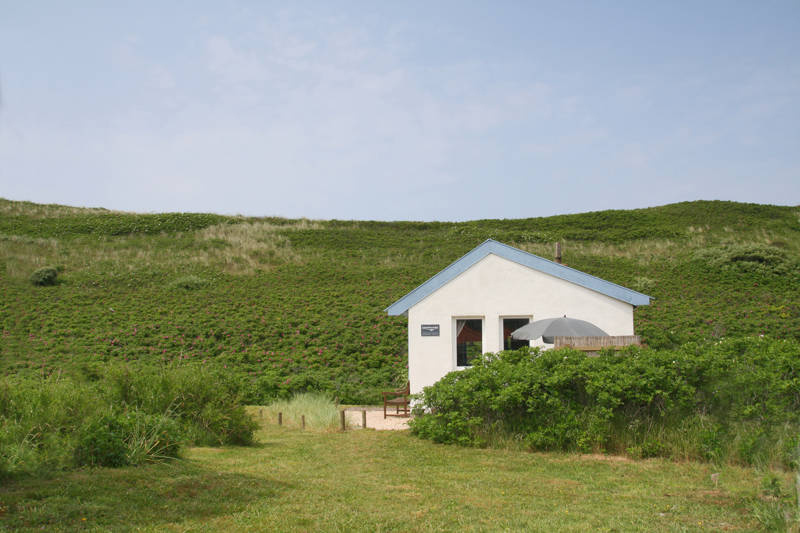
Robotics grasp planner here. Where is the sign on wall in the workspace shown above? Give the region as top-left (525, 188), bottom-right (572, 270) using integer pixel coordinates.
top-left (421, 324), bottom-right (440, 336)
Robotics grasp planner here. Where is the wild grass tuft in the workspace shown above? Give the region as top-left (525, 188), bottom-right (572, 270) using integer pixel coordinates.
top-left (263, 392), bottom-right (342, 431)
top-left (105, 364), bottom-right (258, 446)
top-left (198, 220), bottom-right (319, 274)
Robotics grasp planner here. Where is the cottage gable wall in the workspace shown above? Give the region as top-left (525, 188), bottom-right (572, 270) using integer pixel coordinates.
top-left (407, 253), bottom-right (633, 394)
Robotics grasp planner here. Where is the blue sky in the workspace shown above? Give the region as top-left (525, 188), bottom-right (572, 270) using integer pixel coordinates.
top-left (1, 1), bottom-right (798, 220)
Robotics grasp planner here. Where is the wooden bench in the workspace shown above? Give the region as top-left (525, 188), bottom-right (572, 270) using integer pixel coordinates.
top-left (382, 381), bottom-right (411, 418)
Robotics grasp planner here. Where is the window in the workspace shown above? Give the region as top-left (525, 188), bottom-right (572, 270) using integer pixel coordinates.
top-left (456, 319), bottom-right (482, 367)
top-left (503, 317), bottom-right (530, 351)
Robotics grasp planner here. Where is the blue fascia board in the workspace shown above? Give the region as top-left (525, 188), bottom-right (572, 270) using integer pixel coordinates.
top-left (385, 239), bottom-right (650, 316)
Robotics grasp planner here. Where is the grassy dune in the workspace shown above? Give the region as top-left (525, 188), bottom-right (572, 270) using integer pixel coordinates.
top-left (1, 198), bottom-right (799, 403)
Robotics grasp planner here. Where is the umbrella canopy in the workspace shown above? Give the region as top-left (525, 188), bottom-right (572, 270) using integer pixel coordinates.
top-left (511, 316), bottom-right (609, 344)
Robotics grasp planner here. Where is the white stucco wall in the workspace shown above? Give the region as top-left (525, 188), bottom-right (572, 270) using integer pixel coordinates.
top-left (407, 253), bottom-right (635, 395)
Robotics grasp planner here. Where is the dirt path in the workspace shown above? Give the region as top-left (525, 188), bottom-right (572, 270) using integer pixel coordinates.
top-left (344, 407), bottom-right (411, 430)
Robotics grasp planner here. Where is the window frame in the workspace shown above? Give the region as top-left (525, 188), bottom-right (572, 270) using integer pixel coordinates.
top-left (500, 315), bottom-right (533, 352)
top-left (453, 316), bottom-right (484, 369)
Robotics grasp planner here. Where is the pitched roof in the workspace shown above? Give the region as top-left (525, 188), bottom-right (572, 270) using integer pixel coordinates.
top-left (385, 239), bottom-right (650, 316)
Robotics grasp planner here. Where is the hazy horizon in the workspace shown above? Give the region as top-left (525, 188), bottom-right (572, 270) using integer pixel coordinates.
top-left (3, 196), bottom-right (796, 224)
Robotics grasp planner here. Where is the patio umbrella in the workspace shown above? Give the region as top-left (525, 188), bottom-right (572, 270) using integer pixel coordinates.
top-left (511, 316), bottom-right (609, 344)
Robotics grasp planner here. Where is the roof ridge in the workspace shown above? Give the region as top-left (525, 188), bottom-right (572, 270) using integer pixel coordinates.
top-left (487, 239), bottom-right (649, 299)
top-left (385, 240), bottom-right (650, 316)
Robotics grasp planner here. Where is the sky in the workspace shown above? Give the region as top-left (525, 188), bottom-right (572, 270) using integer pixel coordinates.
top-left (0, 1), bottom-right (798, 221)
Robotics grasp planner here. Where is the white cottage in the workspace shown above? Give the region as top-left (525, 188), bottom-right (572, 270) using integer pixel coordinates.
top-left (385, 239), bottom-right (650, 395)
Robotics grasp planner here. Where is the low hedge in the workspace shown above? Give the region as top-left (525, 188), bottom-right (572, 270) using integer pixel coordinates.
top-left (410, 337), bottom-right (800, 468)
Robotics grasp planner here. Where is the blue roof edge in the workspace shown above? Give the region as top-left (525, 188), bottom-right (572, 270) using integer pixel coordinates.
top-left (385, 239), bottom-right (651, 316)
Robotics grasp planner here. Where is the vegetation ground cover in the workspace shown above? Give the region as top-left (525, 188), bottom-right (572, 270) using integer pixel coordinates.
top-left (410, 337), bottom-right (800, 470)
top-left (0, 365), bottom-right (256, 479)
top-left (2, 198), bottom-right (798, 405)
top-left (0, 421), bottom-right (795, 532)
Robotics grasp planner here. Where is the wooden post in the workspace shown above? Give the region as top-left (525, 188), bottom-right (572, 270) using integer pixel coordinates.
top-left (340, 410), bottom-right (346, 431)
top-left (301, 415), bottom-right (305, 429)
top-left (278, 412), bottom-right (282, 426)
top-left (555, 242), bottom-right (562, 264)
top-left (362, 410), bottom-right (367, 429)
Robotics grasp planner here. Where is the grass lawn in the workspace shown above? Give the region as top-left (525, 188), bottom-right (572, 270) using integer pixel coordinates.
top-left (1, 418), bottom-right (794, 532)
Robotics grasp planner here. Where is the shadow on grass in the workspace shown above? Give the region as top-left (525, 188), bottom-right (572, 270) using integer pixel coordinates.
top-left (0, 458), bottom-right (286, 532)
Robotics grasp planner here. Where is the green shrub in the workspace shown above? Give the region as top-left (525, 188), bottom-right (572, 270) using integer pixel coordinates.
top-left (29, 267), bottom-right (58, 286)
top-left (693, 243), bottom-right (797, 276)
top-left (74, 413), bottom-right (130, 467)
top-left (191, 403), bottom-right (256, 446)
top-left (242, 373), bottom-right (289, 405)
top-left (626, 439), bottom-right (667, 459)
top-left (410, 338), bottom-right (800, 468)
top-left (697, 424), bottom-right (724, 463)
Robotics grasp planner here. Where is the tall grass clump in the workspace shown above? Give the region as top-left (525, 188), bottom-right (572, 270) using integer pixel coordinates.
top-left (410, 337), bottom-right (800, 469)
top-left (73, 411), bottom-right (182, 468)
top-left (105, 363), bottom-right (258, 446)
top-left (0, 377), bottom-right (98, 478)
top-left (0, 363), bottom-right (258, 480)
top-left (197, 221), bottom-right (309, 274)
top-left (264, 392), bottom-right (341, 431)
